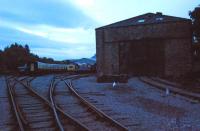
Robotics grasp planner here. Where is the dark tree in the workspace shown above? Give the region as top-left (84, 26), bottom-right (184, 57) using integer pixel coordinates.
top-left (64, 60), bottom-right (71, 64)
top-left (3, 43), bottom-right (34, 70)
top-left (189, 5), bottom-right (200, 61)
top-left (25, 44), bottom-right (30, 54)
top-left (0, 50), bottom-right (3, 66)
top-left (40, 57), bottom-right (54, 63)
top-left (0, 50), bottom-right (2, 57)
top-left (1, 43), bottom-right (58, 71)
top-left (189, 5), bottom-right (200, 43)
top-left (30, 53), bottom-right (39, 60)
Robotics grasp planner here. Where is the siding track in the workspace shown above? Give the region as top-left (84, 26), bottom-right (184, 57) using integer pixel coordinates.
top-left (53, 75), bottom-right (128, 131)
top-left (6, 76), bottom-right (88, 131)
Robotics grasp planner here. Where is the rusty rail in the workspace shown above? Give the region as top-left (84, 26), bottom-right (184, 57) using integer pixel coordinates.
top-left (16, 78), bottom-right (89, 131)
top-left (5, 77), bottom-right (25, 131)
top-left (62, 76), bottom-right (129, 131)
top-left (49, 78), bottom-right (64, 131)
top-left (139, 77), bottom-right (200, 101)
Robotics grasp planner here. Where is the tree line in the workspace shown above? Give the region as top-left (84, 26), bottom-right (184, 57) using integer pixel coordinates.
top-left (190, 5), bottom-right (200, 61)
top-left (0, 43), bottom-right (69, 72)
top-left (0, 43), bottom-right (37, 71)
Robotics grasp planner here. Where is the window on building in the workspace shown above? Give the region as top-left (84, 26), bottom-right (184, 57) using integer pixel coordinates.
top-left (156, 17), bottom-right (164, 21)
top-left (138, 19), bottom-right (145, 23)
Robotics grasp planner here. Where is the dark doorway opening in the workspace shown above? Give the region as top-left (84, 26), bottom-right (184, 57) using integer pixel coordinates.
top-left (127, 39), bottom-right (165, 76)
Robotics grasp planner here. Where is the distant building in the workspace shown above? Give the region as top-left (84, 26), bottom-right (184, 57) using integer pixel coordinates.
top-left (96, 12), bottom-right (192, 81)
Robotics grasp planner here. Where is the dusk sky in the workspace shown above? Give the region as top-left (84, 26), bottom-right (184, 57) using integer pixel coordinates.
top-left (0, 0), bottom-right (199, 60)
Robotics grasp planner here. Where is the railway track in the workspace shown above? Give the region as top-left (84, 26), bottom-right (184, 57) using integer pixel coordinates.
top-left (6, 76), bottom-right (88, 131)
top-left (5, 76), bottom-right (25, 131)
top-left (52, 75), bottom-right (128, 131)
top-left (139, 77), bottom-right (200, 101)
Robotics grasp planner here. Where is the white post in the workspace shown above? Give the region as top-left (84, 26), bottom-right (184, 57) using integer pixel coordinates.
top-left (166, 88), bottom-right (170, 96)
top-left (113, 81), bottom-right (117, 88)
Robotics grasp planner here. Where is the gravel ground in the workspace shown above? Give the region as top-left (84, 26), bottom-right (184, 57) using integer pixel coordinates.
top-left (30, 75), bottom-right (54, 98)
top-left (12, 74), bottom-right (200, 130)
top-left (54, 79), bottom-right (120, 131)
top-left (73, 76), bottom-right (200, 131)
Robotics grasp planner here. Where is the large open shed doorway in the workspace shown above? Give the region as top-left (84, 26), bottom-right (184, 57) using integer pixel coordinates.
top-left (122, 39), bottom-right (165, 76)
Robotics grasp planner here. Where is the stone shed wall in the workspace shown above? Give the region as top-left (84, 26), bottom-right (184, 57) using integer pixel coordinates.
top-left (96, 20), bottom-right (192, 78)
top-left (164, 38), bottom-right (192, 77)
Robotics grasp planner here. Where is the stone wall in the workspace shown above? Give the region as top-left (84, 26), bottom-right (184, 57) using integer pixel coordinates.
top-left (103, 43), bottom-right (119, 75)
top-left (164, 38), bottom-right (192, 77)
top-left (103, 21), bottom-right (191, 42)
top-left (96, 29), bottom-right (104, 77)
top-left (96, 20), bottom-right (192, 79)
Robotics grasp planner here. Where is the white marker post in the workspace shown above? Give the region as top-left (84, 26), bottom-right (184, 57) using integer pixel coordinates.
top-left (165, 87), bottom-right (170, 126)
top-left (166, 88), bottom-right (170, 96)
top-left (113, 81), bottom-right (117, 88)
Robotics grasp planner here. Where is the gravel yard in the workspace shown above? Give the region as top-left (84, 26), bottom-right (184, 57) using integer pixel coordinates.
top-left (73, 76), bottom-right (200, 130)
top-left (30, 75), bottom-right (54, 98)
top-left (1, 74), bottom-right (200, 131)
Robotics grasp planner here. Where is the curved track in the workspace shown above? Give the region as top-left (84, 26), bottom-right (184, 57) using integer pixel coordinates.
top-left (6, 76), bottom-right (88, 131)
top-left (52, 75), bottom-right (128, 131)
top-left (6, 76), bottom-right (25, 131)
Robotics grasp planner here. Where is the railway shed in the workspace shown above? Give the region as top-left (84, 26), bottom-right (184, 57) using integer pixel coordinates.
top-left (96, 12), bottom-right (192, 82)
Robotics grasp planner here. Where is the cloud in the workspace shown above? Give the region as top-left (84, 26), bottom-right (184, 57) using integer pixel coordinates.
top-left (0, 19), bottom-right (96, 59)
top-left (71, 0), bottom-right (95, 8)
top-left (0, 0), bottom-right (98, 60)
top-left (32, 46), bottom-right (95, 60)
top-left (16, 27), bottom-right (47, 38)
top-left (69, 0), bottom-right (199, 25)
top-left (0, 18), bottom-right (95, 45)
top-left (0, 0), bottom-right (97, 28)
top-left (0, 0), bottom-right (199, 60)
top-left (15, 24), bottom-right (95, 44)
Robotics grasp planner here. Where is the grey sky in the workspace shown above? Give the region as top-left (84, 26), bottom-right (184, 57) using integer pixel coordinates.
top-left (0, 0), bottom-right (199, 60)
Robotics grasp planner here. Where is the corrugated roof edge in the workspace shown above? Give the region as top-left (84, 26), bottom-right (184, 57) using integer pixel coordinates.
top-left (96, 13), bottom-right (191, 30)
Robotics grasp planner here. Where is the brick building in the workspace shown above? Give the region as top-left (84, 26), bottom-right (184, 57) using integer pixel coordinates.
top-left (96, 13), bottom-right (192, 81)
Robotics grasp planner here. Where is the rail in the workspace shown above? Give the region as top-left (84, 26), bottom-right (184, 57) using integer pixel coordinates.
top-left (5, 77), bottom-right (25, 131)
top-left (49, 78), bottom-right (64, 131)
top-left (62, 76), bottom-right (129, 131)
top-left (16, 78), bottom-right (89, 131)
top-left (139, 77), bottom-right (200, 101)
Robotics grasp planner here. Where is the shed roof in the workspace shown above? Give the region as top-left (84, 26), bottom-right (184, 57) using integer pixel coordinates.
top-left (97, 12), bottom-right (190, 29)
